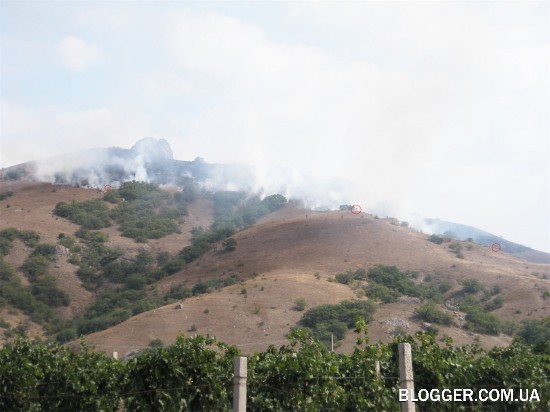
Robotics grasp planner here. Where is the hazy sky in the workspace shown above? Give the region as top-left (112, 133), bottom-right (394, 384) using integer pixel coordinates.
top-left (1, 1), bottom-right (549, 252)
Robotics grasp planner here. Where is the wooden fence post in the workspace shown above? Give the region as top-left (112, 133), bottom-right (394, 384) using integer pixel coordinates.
top-left (374, 360), bottom-right (381, 408)
top-left (398, 343), bottom-right (416, 412)
top-left (233, 356), bottom-right (247, 412)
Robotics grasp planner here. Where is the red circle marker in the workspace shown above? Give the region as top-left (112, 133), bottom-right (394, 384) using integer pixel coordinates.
top-left (103, 184), bottom-right (112, 192)
top-left (351, 205), bottom-right (362, 214)
top-left (491, 242), bottom-right (502, 252)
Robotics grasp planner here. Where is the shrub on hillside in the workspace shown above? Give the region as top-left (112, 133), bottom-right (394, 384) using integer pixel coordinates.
top-left (54, 200), bottom-right (112, 229)
top-left (164, 284), bottom-right (192, 301)
top-left (31, 244), bottom-right (56, 258)
top-left (365, 283), bottom-right (400, 303)
top-left (0, 191), bottom-right (14, 201)
top-left (191, 275), bottom-right (241, 296)
top-left (464, 307), bottom-right (501, 335)
top-left (18, 230), bottom-right (40, 247)
top-left (31, 277), bottom-right (70, 307)
top-left (57, 235), bottom-right (80, 253)
top-left (20, 255), bottom-right (50, 281)
top-left (516, 317), bottom-right (550, 351)
top-left (461, 279), bottom-right (483, 294)
top-left (298, 300), bottom-right (376, 347)
top-left (335, 269), bottom-right (368, 285)
top-left (414, 302), bottom-right (453, 326)
top-left (75, 228), bottom-right (109, 243)
top-left (422, 281), bottom-right (453, 303)
top-left (294, 298), bottom-right (307, 311)
top-left (367, 265), bottom-right (422, 297)
top-left (0, 229), bottom-right (40, 255)
top-left (483, 296), bottom-right (504, 312)
top-left (161, 256), bottom-right (186, 275)
top-left (222, 238), bottom-right (237, 252)
top-left (428, 234), bottom-right (444, 244)
top-left (0, 233), bottom-right (16, 257)
top-left (0, 258), bottom-right (58, 327)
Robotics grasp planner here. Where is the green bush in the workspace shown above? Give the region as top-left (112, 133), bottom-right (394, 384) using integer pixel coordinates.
top-left (502, 320), bottom-right (519, 336)
top-left (464, 307), bottom-right (501, 335)
top-left (31, 277), bottom-right (70, 307)
top-left (148, 338), bottom-right (164, 349)
top-left (117, 181), bottom-right (164, 202)
top-left (335, 269), bottom-right (368, 285)
top-left (222, 237), bottom-right (237, 252)
top-left (367, 265), bottom-right (422, 297)
top-left (18, 230), bottom-right (40, 247)
top-left (31, 243), bottom-right (56, 258)
top-left (103, 190), bottom-right (122, 203)
top-left (76, 308), bottom-right (133, 335)
top-left (164, 284), bottom-right (192, 301)
top-left (425, 325), bottom-right (439, 335)
top-left (57, 235), bottom-right (80, 253)
top-left (54, 200), bottom-right (112, 229)
top-left (299, 300), bottom-right (376, 346)
top-left (365, 283), bottom-right (400, 303)
top-left (414, 302), bottom-right (453, 326)
top-left (75, 228), bottom-right (108, 243)
top-left (0, 228), bottom-right (19, 256)
top-left (161, 256), bottom-right (186, 274)
top-left (0, 229), bottom-right (40, 256)
top-left (294, 298), bottom-right (307, 311)
top-left (125, 274), bottom-right (146, 290)
top-left (20, 254), bottom-right (50, 281)
top-left (449, 242), bottom-right (462, 252)
top-left (422, 281), bottom-right (452, 303)
top-left (461, 278), bottom-right (483, 294)
top-left (57, 182), bottom-right (185, 242)
top-left (0, 257), bottom-right (59, 328)
top-left (191, 275), bottom-right (242, 296)
top-left (0, 191), bottom-right (14, 201)
top-left (115, 207), bottom-right (180, 241)
top-left (516, 317), bottom-right (550, 351)
top-left (0, 230), bottom-right (18, 248)
top-left (428, 234), bottom-right (444, 244)
top-left (484, 295), bottom-right (504, 311)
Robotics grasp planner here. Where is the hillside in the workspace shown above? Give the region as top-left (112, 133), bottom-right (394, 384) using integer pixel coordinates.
top-left (84, 205), bottom-right (549, 355)
top-left (424, 218), bottom-right (550, 263)
top-left (1, 178), bottom-right (548, 357)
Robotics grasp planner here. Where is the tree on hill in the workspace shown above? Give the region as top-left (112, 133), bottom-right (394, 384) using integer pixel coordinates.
top-left (222, 238), bottom-right (237, 252)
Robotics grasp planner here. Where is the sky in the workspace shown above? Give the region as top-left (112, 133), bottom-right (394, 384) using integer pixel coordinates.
top-left (0, 1), bottom-right (549, 252)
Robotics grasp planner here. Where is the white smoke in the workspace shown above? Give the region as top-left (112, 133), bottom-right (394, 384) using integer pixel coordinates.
top-left (31, 138), bottom-right (174, 188)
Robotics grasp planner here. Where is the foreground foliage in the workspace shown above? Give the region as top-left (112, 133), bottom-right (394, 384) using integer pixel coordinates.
top-left (1, 327), bottom-right (548, 411)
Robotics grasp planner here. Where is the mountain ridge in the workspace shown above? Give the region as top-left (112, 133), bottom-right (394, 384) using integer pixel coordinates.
top-left (2, 138), bottom-right (547, 260)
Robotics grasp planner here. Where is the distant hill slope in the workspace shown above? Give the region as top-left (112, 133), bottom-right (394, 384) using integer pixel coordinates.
top-left (86, 207), bottom-right (549, 355)
top-left (424, 218), bottom-right (550, 263)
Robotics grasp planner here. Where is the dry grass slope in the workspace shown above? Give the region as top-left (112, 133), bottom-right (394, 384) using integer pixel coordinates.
top-left (0, 182), bottom-right (548, 354)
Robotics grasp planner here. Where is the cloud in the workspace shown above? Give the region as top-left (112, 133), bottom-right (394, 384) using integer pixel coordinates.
top-left (57, 35), bottom-right (101, 71)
